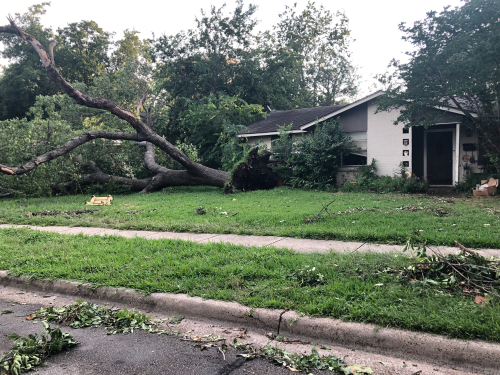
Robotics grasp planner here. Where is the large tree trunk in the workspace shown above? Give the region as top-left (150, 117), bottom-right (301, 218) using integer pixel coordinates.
top-left (0, 17), bottom-right (230, 192)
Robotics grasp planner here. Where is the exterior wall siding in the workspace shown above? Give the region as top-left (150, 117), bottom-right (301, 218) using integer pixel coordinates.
top-left (247, 135), bottom-right (272, 149)
top-left (367, 102), bottom-right (410, 177)
top-left (336, 103), bottom-right (368, 132)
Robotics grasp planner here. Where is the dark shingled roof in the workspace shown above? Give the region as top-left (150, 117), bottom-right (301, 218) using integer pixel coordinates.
top-left (239, 104), bottom-right (347, 135)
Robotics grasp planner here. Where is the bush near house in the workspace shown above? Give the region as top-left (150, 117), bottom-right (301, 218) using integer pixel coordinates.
top-left (341, 159), bottom-right (428, 194)
top-left (272, 120), bottom-right (354, 190)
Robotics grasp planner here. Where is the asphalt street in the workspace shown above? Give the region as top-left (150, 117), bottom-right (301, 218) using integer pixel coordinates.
top-left (0, 300), bottom-right (334, 375)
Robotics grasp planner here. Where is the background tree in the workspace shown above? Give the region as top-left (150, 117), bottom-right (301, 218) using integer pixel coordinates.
top-left (377, 0), bottom-right (500, 170)
top-left (0, 3), bottom-right (113, 120)
top-left (261, 1), bottom-right (357, 108)
top-left (0, 3), bottom-right (56, 119)
top-left (54, 20), bottom-right (112, 87)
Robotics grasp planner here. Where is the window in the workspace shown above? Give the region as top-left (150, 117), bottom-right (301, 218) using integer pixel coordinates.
top-left (342, 153), bottom-right (367, 166)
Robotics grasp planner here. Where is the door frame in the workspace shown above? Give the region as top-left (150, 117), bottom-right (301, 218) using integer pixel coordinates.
top-left (423, 125), bottom-right (459, 186)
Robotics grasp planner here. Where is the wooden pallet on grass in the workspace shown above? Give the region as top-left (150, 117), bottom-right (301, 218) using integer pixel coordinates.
top-left (85, 195), bottom-right (113, 206)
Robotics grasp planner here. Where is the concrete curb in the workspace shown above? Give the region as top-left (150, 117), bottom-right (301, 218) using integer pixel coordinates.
top-left (1, 271), bottom-right (499, 373)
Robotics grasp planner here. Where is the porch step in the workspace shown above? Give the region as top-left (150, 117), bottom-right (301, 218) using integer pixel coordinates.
top-left (427, 186), bottom-right (456, 196)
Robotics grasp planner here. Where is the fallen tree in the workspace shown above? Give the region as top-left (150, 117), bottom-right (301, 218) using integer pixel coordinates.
top-left (0, 16), bottom-right (276, 193)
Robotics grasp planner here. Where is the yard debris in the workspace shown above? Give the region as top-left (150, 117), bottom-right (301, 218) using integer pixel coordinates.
top-left (472, 178), bottom-right (498, 196)
top-left (27, 209), bottom-right (99, 217)
top-left (31, 300), bottom-right (166, 335)
top-left (195, 206), bottom-right (206, 215)
top-left (286, 265), bottom-right (325, 286)
top-left (303, 202), bottom-right (435, 223)
top-left (431, 207), bottom-right (451, 217)
top-left (0, 322), bottom-right (78, 375)
top-left (303, 200), bottom-right (335, 223)
top-left (85, 195), bottom-right (113, 206)
top-left (396, 239), bottom-right (500, 299)
top-left (28, 300), bottom-right (373, 374)
top-left (395, 205), bottom-right (428, 212)
top-left (238, 344), bottom-right (373, 374)
top-left (124, 209), bottom-right (157, 215)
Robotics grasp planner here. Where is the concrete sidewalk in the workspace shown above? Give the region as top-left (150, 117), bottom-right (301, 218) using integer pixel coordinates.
top-left (1, 223), bottom-right (499, 257)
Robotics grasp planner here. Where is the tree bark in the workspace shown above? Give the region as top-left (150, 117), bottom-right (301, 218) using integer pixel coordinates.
top-left (0, 16), bottom-right (230, 191)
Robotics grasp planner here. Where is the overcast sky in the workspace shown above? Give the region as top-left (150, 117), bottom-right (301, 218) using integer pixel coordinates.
top-left (1, 0), bottom-right (464, 98)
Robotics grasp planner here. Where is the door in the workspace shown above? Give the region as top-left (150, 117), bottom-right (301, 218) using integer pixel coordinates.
top-left (427, 132), bottom-right (453, 185)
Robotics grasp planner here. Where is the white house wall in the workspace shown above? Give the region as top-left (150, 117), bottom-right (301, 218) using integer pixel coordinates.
top-left (367, 103), bottom-right (410, 177)
top-left (247, 135), bottom-right (272, 149)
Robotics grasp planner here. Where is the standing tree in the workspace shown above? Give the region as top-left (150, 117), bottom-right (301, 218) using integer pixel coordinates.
top-left (377, 0), bottom-right (500, 169)
top-left (0, 3), bottom-right (113, 120)
top-left (262, 1), bottom-right (357, 107)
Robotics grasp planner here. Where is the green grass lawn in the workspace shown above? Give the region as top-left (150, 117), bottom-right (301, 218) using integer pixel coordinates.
top-left (1, 187), bottom-right (499, 248)
top-left (1, 227), bottom-right (499, 342)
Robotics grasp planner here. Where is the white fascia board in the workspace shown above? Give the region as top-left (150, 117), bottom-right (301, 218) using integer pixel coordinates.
top-left (299, 91), bottom-right (386, 131)
top-left (433, 106), bottom-right (478, 117)
top-left (237, 130), bottom-right (306, 138)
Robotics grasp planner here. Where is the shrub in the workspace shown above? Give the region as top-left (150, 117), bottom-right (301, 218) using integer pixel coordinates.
top-left (272, 120), bottom-right (353, 190)
top-left (341, 159), bottom-right (428, 194)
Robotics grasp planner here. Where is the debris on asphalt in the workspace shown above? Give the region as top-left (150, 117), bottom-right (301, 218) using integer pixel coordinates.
top-left (0, 322), bottom-right (78, 375)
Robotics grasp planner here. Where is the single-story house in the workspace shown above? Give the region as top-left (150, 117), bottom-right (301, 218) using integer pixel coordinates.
top-left (237, 91), bottom-right (482, 186)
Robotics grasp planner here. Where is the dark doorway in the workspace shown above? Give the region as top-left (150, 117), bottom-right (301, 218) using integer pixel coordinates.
top-left (427, 132), bottom-right (453, 185)
top-left (412, 127), bottom-right (424, 179)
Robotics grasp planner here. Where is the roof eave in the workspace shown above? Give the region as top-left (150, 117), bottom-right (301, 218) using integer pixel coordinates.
top-left (237, 129), bottom-right (307, 138)
top-left (433, 105), bottom-right (478, 117)
top-left (299, 91), bottom-right (386, 130)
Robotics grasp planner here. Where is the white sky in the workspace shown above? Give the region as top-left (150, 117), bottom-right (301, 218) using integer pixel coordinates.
top-left (1, 0), bottom-right (464, 98)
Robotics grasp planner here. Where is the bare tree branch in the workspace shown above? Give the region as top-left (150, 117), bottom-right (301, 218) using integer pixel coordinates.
top-left (48, 40), bottom-right (56, 64)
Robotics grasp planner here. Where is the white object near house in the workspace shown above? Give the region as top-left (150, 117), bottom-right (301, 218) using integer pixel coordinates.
top-left (238, 91), bottom-right (481, 186)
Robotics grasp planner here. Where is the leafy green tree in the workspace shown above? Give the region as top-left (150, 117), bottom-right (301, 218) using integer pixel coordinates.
top-left (0, 3), bottom-right (112, 120)
top-left (262, 1), bottom-right (357, 107)
top-left (0, 3), bottom-right (56, 119)
top-left (54, 20), bottom-right (112, 87)
top-left (153, 0), bottom-right (257, 99)
top-left (177, 95), bottom-right (264, 169)
top-left (110, 29), bottom-right (149, 71)
top-left (378, 0), bottom-right (500, 169)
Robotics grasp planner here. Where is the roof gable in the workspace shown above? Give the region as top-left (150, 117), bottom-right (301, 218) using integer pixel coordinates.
top-left (238, 90), bottom-right (474, 138)
top-left (238, 104), bottom-right (346, 137)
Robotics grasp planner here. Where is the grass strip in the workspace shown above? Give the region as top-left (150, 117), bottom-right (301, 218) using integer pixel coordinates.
top-left (1, 187), bottom-right (500, 248)
top-left (0, 228), bottom-right (499, 342)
